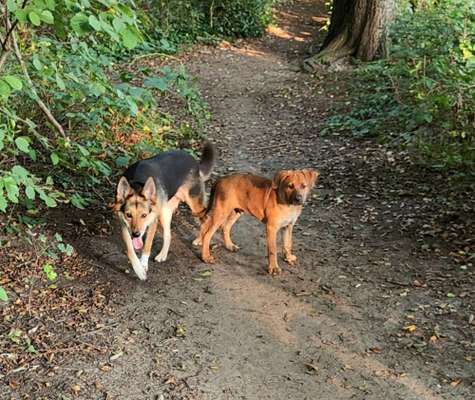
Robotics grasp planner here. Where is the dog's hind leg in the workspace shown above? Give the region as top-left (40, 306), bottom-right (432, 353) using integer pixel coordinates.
top-left (222, 210), bottom-right (241, 252)
top-left (141, 218), bottom-right (158, 272)
top-left (185, 182), bottom-right (209, 246)
top-left (201, 208), bottom-right (229, 264)
top-left (121, 225), bottom-right (147, 281)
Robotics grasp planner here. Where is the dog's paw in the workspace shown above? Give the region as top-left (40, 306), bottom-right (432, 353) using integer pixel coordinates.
top-left (284, 253), bottom-right (297, 266)
top-left (192, 237), bottom-right (202, 247)
top-left (140, 254), bottom-right (149, 272)
top-left (202, 255), bottom-right (215, 264)
top-left (131, 260), bottom-right (147, 281)
top-left (154, 252), bottom-right (168, 263)
top-left (268, 265), bottom-right (282, 275)
top-left (225, 243), bottom-right (240, 252)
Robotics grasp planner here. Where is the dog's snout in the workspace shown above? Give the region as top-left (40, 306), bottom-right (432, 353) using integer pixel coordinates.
top-left (132, 231), bottom-right (141, 238)
top-left (295, 194), bottom-right (303, 203)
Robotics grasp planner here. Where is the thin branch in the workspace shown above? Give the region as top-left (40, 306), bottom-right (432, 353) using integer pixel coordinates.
top-left (0, 48), bottom-right (10, 72)
top-left (0, 0), bottom-right (29, 53)
top-left (9, 23), bottom-right (67, 139)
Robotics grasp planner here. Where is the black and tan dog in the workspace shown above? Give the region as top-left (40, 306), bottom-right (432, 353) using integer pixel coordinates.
top-left (195, 169), bottom-right (319, 274)
top-left (112, 142), bottom-right (216, 280)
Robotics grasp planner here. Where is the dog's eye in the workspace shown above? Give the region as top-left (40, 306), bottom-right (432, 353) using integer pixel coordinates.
top-left (141, 213), bottom-right (147, 219)
top-left (288, 183), bottom-right (295, 189)
top-left (301, 184), bottom-right (307, 189)
top-left (125, 212), bottom-right (132, 219)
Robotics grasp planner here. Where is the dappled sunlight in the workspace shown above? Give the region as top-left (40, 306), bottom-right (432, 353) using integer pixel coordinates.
top-left (311, 15), bottom-right (329, 23)
top-left (267, 25), bottom-right (307, 42)
top-left (228, 46), bottom-right (271, 60)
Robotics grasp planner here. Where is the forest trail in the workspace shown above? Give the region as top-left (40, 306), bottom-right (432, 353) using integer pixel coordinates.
top-left (18, 1), bottom-right (471, 399)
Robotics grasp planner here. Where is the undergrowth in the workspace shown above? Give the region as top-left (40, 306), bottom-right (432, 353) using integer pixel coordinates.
top-left (323, 0), bottom-right (475, 175)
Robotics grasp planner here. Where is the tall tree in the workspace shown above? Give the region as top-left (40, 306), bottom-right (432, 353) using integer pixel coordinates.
top-left (304, 0), bottom-right (395, 71)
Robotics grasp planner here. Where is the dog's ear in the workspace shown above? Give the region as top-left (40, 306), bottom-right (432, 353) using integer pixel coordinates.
top-left (116, 176), bottom-right (132, 203)
top-left (141, 177), bottom-right (156, 201)
top-left (272, 170), bottom-right (291, 189)
top-left (303, 169), bottom-right (319, 188)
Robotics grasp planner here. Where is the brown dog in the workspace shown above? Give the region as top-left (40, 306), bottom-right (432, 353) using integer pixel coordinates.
top-left (195, 169), bottom-right (319, 274)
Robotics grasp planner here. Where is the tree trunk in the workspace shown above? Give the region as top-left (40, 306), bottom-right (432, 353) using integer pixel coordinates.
top-left (303, 0), bottom-right (395, 71)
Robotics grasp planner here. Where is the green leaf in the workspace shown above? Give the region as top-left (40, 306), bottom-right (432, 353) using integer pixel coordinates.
top-left (29, 11), bottom-right (42, 26)
top-left (90, 82), bottom-right (106, 97)
top-left (70, 193), bottom-right (88, 209)
top-left (11, 165), bottom-right (29, 181)
top-left (3, 75), bottom-right (23, 90)
top-left (15, 137), bottom-right (30, 153)
top-left (25, 186), bottom-right (36, 200)
top-left (0, 130), bottom-right (4, 151)
top-left (0, 286), bottom-right (8, 302)
top-left (4, 177), bottom-right (19, 203)
top-left (56, 73), bottom-right (66, 90)
top-left (45, 0), bottom-right (55, 10)
top-left (121, 27), bottom-right (139, 49)
top-left (70, 13), bottom-right (90, 36)
top-left (112, 17), bottom-right (125, 32)
top-left (88, 15), bottom-right (102, 31)
top-left (40, 10), bottom-right (54, 24)
top-left (39, 191), bottom-right (57, 207)
top-left (32, 55), bottom-right (43, 71)
top-left (50, 152), bottom-right (59, 165)
top-left (7, 0), bottom-right (17, 12)
top-left (0, 81), bottom-right (12, 97)
top-left (115, 155), bottom-right (130, 167)
top-left (43, 263), bottom-right (57, 281)
top-left (144, 77), bottom-right (168, 92)
top-left (0, 192), bottom-right (6, 212)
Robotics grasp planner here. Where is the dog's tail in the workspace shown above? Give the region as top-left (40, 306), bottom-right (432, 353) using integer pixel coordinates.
top-left (199, 141), bottom-right (216, 181)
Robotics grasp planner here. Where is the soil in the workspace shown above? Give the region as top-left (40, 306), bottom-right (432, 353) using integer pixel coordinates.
top-left (2, 1), bottom-right (474, 399)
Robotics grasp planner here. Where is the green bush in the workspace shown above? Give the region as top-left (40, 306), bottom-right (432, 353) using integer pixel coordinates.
top-left (324, 0), bottom-right (475, 171)
top-left (139, 0), bottom-right (277, 44)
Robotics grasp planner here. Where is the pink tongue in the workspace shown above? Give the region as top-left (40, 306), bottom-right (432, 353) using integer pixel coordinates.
top-left (132, 237), bottom-right (143, 250)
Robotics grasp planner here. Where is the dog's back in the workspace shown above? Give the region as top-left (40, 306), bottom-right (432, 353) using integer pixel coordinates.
top-left (208, 174), bottom-right (272, 220)
top-left (123, 150), bottom-right (197, 199)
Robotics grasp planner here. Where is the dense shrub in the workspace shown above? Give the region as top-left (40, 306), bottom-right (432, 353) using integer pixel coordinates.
top-left (324, 0), bottom-right (475, 171)
top-left (140, 0), bottom-right (277, 44)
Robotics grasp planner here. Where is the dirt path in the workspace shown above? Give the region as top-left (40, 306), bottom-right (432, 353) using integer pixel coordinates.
top-left (18, 1), bottom-right (472, 399)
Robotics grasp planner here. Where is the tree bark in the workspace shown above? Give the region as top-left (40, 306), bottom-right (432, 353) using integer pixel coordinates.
top-left (303, 0), bottom-right (395, 71)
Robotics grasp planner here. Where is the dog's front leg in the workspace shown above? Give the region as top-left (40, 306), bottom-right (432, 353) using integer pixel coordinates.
top-left (121, 225), bottom-right (147, 281)
top-left (155, 206), bottom-right (173, 262)
top-left (141, 218), bottom-right (158, 272)
top-left (283, 223), bottom-right (297, 266)
top-left (266, 224), bottom-right (281, 275)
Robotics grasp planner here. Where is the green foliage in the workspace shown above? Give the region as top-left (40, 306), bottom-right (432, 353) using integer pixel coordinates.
top-left (139, 0), bottom-right (277, 44)
top-left (0, 0), bottom-right (210, 217)
top-left (324, 0), bottom-right (475, 172)
top-left (0, 286), bottom-right (8, 302)
top-left (43, 263), bottom-right (57, 281)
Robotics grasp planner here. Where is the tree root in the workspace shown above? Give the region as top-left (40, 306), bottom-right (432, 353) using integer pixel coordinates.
top-left (302, 45), bottom-right (355, 72)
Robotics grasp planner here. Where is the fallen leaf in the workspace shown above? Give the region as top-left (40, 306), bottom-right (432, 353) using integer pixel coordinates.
top-left (304, 363), bottom-right (318, 373)
top-left (403, 325), bottom-right (417, 333)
